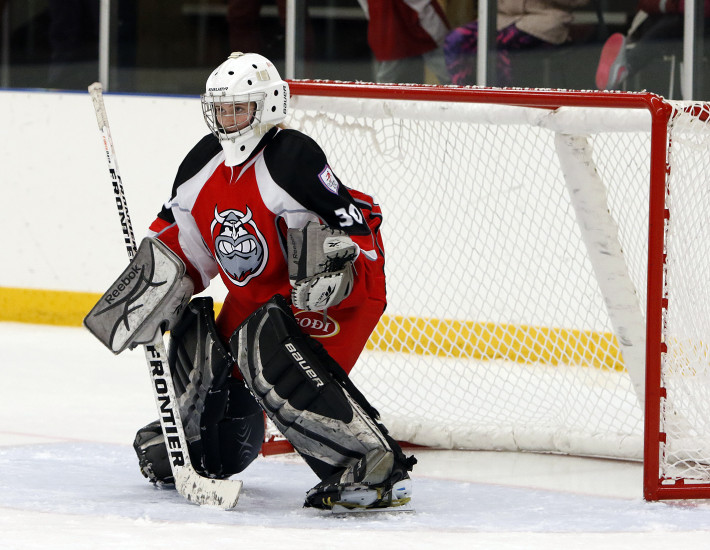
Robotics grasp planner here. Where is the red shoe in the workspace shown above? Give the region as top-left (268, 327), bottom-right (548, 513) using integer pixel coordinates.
top-left (596, 33), bottom-right (628, 90)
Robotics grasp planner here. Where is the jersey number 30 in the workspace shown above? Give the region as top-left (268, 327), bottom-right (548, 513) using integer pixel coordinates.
top-left (335, 205), bottom-right (363, 227)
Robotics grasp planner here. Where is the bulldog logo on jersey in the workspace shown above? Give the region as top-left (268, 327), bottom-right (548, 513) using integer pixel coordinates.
top-left (211, 205), bottom-right (268, 286)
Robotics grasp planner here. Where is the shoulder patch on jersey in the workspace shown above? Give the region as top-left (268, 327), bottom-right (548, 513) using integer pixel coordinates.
top-left (318, 165), bottom-right (339, 194)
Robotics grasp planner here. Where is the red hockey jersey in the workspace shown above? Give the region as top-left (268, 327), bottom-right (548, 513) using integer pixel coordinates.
top-left (357, 0), bottom-right (450, 61)
top-left (149, 128), bottom-right (386, 342)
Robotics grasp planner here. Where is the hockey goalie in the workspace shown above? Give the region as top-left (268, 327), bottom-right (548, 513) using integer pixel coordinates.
top-left (84, 52), bottom-right (415, 510)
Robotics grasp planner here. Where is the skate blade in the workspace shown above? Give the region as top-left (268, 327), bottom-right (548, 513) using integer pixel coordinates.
top-left (330, 503), bottom-right (415, 516)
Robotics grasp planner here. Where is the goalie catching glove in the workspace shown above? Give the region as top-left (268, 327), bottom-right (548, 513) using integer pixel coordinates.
top-left (287, 222), bottom-right (358, 311)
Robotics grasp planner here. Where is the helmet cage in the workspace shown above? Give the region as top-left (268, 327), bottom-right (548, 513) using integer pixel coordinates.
top-left (201, 92), bottom-right (267, 141)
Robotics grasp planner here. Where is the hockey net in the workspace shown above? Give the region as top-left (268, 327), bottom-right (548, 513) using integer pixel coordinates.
top-left (276, 82), bottom-right (710, 501)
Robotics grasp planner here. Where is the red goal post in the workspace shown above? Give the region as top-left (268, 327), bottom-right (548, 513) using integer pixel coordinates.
top-left (266, 80), bottom-right (710, 502)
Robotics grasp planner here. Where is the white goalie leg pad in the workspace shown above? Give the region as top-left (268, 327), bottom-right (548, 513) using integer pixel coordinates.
top-left (84, 237), bottom-right (194, 353)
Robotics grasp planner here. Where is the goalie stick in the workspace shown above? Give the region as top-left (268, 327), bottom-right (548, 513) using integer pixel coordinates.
top-left (88, 82), bottom-right (242, 509)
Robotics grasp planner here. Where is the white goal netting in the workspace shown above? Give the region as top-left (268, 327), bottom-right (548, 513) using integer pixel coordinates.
top-left (659, 103), bottom-right (710, 484)
top-left (284, 87), bottom-right (710, 491)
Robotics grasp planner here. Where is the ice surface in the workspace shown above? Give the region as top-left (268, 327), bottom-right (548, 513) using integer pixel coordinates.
top-left (2, 322), bottom-right (710, 550)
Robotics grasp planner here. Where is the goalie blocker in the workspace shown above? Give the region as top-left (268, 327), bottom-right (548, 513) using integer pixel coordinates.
top-left (84, 237), bottom-right (194, 353)
top-left (231, 294), bottom-right (416, 509)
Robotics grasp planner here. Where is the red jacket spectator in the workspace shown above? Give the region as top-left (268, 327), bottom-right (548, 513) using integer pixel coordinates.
top-left (357, 0), bottom-right (450, 61)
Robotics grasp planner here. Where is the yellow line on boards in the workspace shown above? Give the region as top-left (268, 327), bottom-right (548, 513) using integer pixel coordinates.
top-left (0, 287), bottom-right (101, 327)
top-left (0, 287), bottom-right (624, 370)
top-left (366, 314), bottom-right (625, 371)
top-left (0, 287), bottom-right (226, 327)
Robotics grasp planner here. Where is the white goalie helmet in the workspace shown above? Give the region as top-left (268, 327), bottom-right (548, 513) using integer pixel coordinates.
top-left (201, 52), bottom-right (290, 166)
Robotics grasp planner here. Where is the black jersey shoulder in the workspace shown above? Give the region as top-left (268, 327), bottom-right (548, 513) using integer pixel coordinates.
top-left (263, 128), bottom-right (326, 184)
top-left (156, 134), bottom-right (221, 224)
top-left (263, 129), bottom-right (370, 235)
top-left (171, 133), bottom-right (223, 193)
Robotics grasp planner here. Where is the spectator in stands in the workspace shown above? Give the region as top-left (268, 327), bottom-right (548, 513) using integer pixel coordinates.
top-left (356, 0), bottom-right (451, 84)
top-left (227, 0), bottom-right (286, 56)
top-left (595, 0), bottom-right (710, 90)
top-left (227, 0), bottom-right (315, 62)
top-left (443, 0), bottom-right (590, 86)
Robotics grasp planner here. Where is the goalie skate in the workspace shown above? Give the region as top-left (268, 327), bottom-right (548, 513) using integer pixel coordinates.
top-left (304, 447), bottom-right (415, 511)
top-left (324, 478), bottom-right (414, 513)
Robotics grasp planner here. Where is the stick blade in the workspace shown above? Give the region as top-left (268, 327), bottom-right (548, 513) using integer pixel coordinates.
top-left (175, 469), bottom-right (243, 510)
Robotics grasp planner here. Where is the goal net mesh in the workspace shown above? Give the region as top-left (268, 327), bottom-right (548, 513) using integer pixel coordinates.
top-left (283, 90), bottom-right (710, 486)
top-left (660, 103), bottom-right (710, 482)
